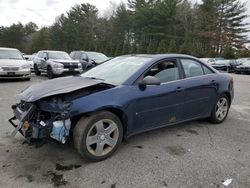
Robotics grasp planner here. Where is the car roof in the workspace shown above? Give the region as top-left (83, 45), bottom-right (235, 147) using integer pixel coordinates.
top-left (0, 47), bottom-right (19, 51)
top-left (39, 50), bottom-right (67, 53)
top-left (120, 54), bottom-right (199, 61)
top-left (71, 51), bottom-right (104, 54)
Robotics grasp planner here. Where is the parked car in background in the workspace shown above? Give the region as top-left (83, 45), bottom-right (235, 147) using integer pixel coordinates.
top-left (235, 61), bottom-right (250, 74)
top-left (211, 59), bottom-right (241, 72)
top-left (237, 58), bottom-right (250, 65)
top-left (70, 51), bottom-right (109, 70)
top-left (200, 58), bottom-right (216, 64)
top-left (0, 47), bottom-right (31, 80)
top-left (10, 54), bottom-right (234, 162)
top-left (33, 50), bottom-right (82, 79)
top-left (24, 54), bottom-right (36, 71)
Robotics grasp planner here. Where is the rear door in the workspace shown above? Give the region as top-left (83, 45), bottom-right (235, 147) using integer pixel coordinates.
top-left (179, 58), bottom-right (217, 120)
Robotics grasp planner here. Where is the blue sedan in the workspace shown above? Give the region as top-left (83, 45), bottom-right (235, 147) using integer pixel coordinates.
top-left (10, 54), bottom-right (234, 161)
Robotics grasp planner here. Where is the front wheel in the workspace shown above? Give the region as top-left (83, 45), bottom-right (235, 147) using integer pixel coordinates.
top-left (34, 64), bottom-right (41, 76)
top-left (73, 111), bottom-right (123, 162)
top-left (47, 66), bottom-right (55, 79)
top-left (210, 95), bottom-right (230, 124)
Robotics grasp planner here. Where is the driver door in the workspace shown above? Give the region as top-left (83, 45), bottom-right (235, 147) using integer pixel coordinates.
top-left (128, 59), bottom-right (185, 134)
top-left (41, 52), bottom-right (48, 71)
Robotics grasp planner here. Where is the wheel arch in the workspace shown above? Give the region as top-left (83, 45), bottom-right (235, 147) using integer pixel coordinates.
top-left (71, 107), bottom-right (129, 138)
top-left (221, 91), bottom-right (232, 107)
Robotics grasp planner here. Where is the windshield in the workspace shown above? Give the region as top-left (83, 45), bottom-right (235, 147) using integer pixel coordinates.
top-left (0, 49), bottom-right (23, 60)
top-left (81, 56), bottom-right (152, 85)
top-left (86, 52), bottom-right (108, 63)
top-left (243, 61), bottom-right (250, 66)
top-left (48, 52), bottom-right (72, 60)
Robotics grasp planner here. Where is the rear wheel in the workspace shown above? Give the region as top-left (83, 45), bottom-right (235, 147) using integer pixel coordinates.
top-left (73, 111), bottom-right (123, 162)
top-left (47, 66), bottom-right (55, 79)
top-left (210, 95), bottom-right (230, 124)
top-left (34, 64), bottom-right (41, 76)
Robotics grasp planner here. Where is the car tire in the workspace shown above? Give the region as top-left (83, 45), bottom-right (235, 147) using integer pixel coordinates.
top-left (73, 111), bottom-right (123, 162)
top-left (34, 64), bottom-right (41, 76)
top-left (47, 66), bottom-right (55, 79)
top-left (24, 77), bottom-right (31, 81)
top-left (210, 95), bottom-right (230, 124)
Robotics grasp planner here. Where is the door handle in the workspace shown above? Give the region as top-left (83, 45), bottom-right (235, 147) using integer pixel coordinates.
top-left (175, 87), bottom-right (184, 92)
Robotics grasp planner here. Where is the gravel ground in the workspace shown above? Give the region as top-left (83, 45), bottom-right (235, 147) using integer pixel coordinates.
top-left (0, 73), bottom-right (249, 188)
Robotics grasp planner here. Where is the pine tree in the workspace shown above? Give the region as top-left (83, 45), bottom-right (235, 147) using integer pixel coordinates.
top-left (168, 39), bottom-right (177, 53)
top-left (157, 40), bottom-right (168, 53)
top-left (222, 46), bottom-right (235, 59)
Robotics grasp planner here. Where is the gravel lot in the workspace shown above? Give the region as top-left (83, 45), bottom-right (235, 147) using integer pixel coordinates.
top-left (0, 73), bottom-right (249, 188)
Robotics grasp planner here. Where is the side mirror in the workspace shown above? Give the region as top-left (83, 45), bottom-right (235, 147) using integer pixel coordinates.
top-left (138, 76), bottom-right (161, 90)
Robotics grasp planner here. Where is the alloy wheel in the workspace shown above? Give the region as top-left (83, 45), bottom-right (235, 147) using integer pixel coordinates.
top-left (215, 97), bottom-right (228, 121)
top-left (86, 119), bottom-right (119, 157)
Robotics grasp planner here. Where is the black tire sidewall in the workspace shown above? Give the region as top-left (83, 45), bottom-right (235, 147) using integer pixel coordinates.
top-left (47, 66), bottom-right (54, 79)
top-left (74, 111), bottom-right (123, 162)
top-left (34, 64), bottom-right (41, 75)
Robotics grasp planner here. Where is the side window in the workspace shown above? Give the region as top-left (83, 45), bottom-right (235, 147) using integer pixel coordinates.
top-left (181, 59), bottom-right (204, 78)
top-left (42, 52), bottom-right (48, 60)
top-left (37, 52), bottom-right (43, 58)
top-left (203, 65), bottom-right (214, 75)
top-left (144, 60), bottom-right (180, 83)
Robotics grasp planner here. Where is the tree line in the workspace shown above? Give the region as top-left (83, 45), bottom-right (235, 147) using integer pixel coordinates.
top-left (0, 0), bottom-right (249, 58)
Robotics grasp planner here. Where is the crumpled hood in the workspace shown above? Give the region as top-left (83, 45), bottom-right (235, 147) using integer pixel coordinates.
top-left (19, 76), bottom-right (105, 102)
top-left (50, 59), bottom-right (79, 64)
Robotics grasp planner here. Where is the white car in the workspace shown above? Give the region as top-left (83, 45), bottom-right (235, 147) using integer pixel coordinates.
top-left (0, 47), bottom-right (31, 80)
top-left (24, 54), bottom-right (36, 71)
top-left (199, 58), bottom-right (216, 64)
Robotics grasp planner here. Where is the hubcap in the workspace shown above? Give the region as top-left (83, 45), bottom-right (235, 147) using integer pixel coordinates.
top-left (215, 97), bottom-right (228, 121)
top-left (86, 119), bottom-right (119, 157)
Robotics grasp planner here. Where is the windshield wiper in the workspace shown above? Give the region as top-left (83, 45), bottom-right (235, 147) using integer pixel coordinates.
top-left (85, 77), bottom-right (105, 81)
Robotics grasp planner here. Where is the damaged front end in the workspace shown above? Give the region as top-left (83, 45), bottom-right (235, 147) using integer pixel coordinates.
top-left (9, 98), bottom-right (73, 144)
top-left (9, 76), bottom-right (115, 146)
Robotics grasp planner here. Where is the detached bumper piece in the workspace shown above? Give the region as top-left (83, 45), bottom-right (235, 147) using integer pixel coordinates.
top-left (9, 104), bottom-right (36, 137)
top-left (9, 116), bottom-right (24, 137)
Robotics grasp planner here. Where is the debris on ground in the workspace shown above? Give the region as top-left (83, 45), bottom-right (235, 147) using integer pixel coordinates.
top-left (222, 179), bottom-right (233, 186)
top-left (55, 163), bottom-right (81, 171)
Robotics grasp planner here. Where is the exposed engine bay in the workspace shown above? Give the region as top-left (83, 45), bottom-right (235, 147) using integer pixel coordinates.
top-left (9, 76), bottom-right (115, 146)
top-left (10, 99), bottom-right (72, 144)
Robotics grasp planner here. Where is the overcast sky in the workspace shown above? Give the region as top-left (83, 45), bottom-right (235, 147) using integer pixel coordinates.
top-left (0, 0), bottom-right (249, 28)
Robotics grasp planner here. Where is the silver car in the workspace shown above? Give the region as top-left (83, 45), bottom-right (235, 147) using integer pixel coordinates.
top-left (0, 47), bottom-right (31, 80)
top-left (33, 50), bottom-right (82, 79)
